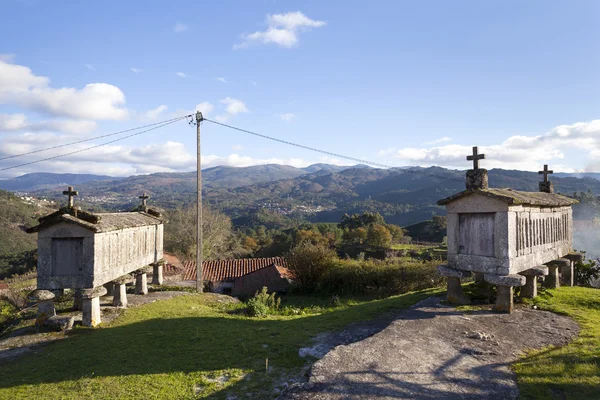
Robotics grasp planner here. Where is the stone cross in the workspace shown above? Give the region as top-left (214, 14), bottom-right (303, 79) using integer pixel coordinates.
top-left (62, 186), bottom-right (78, 208)
top-left (139, 192), bottom-right (149, 207)
top-left (538, 164), bottom-right (553, 183)
top-left (467, 146), bottom-right (485, 170)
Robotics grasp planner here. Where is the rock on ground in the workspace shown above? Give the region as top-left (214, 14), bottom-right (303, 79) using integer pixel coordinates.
top-left (283, 296), bottom-right (578, 400)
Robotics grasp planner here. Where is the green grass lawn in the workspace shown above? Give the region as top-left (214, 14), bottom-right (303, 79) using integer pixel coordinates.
top-left (0, 289), bottom-right (441, 400)
top-left (514, 286), bottom-right (600, 399)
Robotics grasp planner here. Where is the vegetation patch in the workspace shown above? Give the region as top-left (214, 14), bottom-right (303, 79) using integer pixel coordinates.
top-left (513, 287), bottom-right (600, 399)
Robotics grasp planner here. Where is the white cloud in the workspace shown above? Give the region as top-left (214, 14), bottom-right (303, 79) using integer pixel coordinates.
top-left (423, 136), bottom-right (451, 145)
top-left (235, 11), bottom-right (326, 49)
top-left (221, 97), bottom-right (248, 115)
top-left (0, 60), bottom-right (128, 120)
top-left (195, 102), bottom-right (214, 115)
top-left (174, 22), bottom-right (188, 33)
top-left (130, 67), bottom-right (142, 73)
top-left (176, 72), bottom-right (186, 78)
top-left (143, 105), bottom-right (168, 121)
top-left (0, 53), bottom-right (15, 62)
top-left (84, 64), bottom-right (96, 71)
top-left (0, 113), bottom-right (97, 134)
top-left (280, 113), bottom-right (295, 122)
top-left (380, 119), bottom-right (600, 171)
top-left (215, 77), bottom-right (229, 83)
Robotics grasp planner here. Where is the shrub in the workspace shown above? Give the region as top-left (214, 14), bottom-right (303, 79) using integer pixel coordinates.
top-left (0, 301), bottom-right (18, 332)
top-left (575, 258), bottom-right (600, 287)
top-left (246, 287), bottom-right (281, 317)
top-left (286, 243), bottom-right (337, 292)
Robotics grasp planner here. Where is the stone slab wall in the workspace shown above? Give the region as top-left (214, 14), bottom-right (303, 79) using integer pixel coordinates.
top-left (92, 224), bottom-right (163, 288)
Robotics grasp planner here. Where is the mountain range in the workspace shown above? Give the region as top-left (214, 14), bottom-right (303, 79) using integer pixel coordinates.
top-left (5, 164), bottom-right (600, 228)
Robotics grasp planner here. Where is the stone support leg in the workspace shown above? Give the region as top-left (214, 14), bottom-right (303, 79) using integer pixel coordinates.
top-left (51, 289), bottom-right (65, 298)
top-left (474, 272), bottom-right (485, 286)
top-left (560, 262), bottom-right (574, 287)
top-left (544, 266), bottom-right (560, 289)
top-left (493, 285), bottom-right (514, 313)
top-left (446, 277), bottom-right (471, 305)
top-left (112, 283), bottom-right (128, 308)
top-left (73, 289), bottom-right (83, 311)
top-left (38, 299), bottom-right (56, 319)
top-left (152, 263), bottom-right (164, 285)
top-left (521, 276), bottom-right (537, 299)
top-left (82, 297), bottom-right (101, 327)
top-left (135, 273), bottom-right (148, 295)
top-left (104, 282), bottom-right (115, 297)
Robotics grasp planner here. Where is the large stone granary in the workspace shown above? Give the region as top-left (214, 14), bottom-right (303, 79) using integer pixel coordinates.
top-left (437, 147), bottom-right (583, 312)
top-left (27, 188), bottom-right (165, 326)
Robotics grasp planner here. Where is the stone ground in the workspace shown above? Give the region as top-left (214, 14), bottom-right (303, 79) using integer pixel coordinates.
top-left (0, 290), bottom-right (189, 364)
top-left (282, 296), bottom-right (579, 400)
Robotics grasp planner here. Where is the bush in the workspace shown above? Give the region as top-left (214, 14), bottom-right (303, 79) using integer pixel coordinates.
top-left (575, 258), bottom-right (600, 287)
top-left (0, 301), bottom-right (18, 332)
top-left (286, 243), bottom-right (337, 292)
top-left (246, 287), bottom-right (281, 317)
top-left (318, 258), bottom-right (443, 297)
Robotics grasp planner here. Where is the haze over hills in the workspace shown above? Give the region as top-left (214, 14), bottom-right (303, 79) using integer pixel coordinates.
top-left (0, 173), bottom-right (117, 192)
top-left (12, 164), bottom-right (600, 227)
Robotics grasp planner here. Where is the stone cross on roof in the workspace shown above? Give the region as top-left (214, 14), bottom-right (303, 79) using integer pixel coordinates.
top-left (62, 186), bottom-right (78, 208)
top-left (466, 146), bottom-right (485, 170)
top-left (139, 192), bottom-right (149, 207)
top-left (538, 164), bottom-right (553, 183)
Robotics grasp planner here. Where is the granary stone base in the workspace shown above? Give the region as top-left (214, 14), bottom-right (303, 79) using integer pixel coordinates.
top-left (51, 289), bottom-right (64, 298)
top-left (73, 289), bottom-right (83, 311)
top-left (104, 282), bottom-right (115, 296)
top-left (493, 286), bottom-right (514, 313)
top-left (113, 283), bottom-right (128, 308)
top-left (519, 266), bottom-right (548, 299)
top-left (152, 263), bottom-right (164, 285)
top-left (447, 277), bottom-right (472, 305)
top-left (559, 263), bottom-right (574, 286)
top-left (544, 259), bottom-right (569, 289)
top-left (82, 297), bottom-right (101, 327)
top-left (135, 272), bottom-right (148, 295)
top-left (38, 300), bottom-right (56, 319)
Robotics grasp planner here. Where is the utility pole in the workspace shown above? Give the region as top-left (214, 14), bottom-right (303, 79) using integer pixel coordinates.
top-left (195, 111), bottom-right (204, 292)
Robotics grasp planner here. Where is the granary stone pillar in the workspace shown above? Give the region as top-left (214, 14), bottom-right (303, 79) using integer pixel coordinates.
top-left (103, 282), bottom-right (115, 297)
top-left (437, 265), bottom-right (472, 305)
top-left (519, 265), bottom-right (548, 299)
top-left (151, 262), bottom-right (164, 285)
top-left (564, 252), bottom-right (584, 286)
top-left (484, 274), bottom-right (525, 313)
top-left (51, 289), bottom-right (65, 298)
top-left (81, 286), bottom-right (107, 327)
top-left (73, 289), bottom-right (83, 311)
top-left (544, 259), bottom-right (569, 289)
top-left (112, 276), bottom-right (131, 308)
top-left (28, 289), bottom-right (56, 321)
top-left (135, 268), bottom-right (150, 295)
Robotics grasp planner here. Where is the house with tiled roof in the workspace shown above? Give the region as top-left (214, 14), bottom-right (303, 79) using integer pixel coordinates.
top-left (164, 257), bottom-right (292, 297)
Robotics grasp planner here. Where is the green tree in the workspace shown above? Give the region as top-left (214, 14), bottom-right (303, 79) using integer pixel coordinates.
top-left (366, 224), bottom-right (392, 248)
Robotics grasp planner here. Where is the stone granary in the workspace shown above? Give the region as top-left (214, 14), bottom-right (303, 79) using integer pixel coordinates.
top-left (27, 187), bottom-right (165, 326)
top-left (437, 147), bottom-right (582, 312)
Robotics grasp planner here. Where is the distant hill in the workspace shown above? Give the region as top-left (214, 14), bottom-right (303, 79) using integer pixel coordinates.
top-left (203, 164), bottom-right (307, 188)
top-left (0, 173), bottom-right (116, 192)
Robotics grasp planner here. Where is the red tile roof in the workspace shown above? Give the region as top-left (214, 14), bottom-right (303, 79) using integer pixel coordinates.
top-left (168, 257), bottom-right (289, 282)
top-left (0, 283), bottom-right (9, 290)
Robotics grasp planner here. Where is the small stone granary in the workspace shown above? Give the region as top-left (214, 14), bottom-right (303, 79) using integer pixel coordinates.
top-left (27, 187), bottom-right (165, 326)
top-left (438, 148), bottom-right (583, 312)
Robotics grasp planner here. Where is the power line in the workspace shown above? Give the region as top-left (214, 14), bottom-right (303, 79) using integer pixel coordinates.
top-left (203, 118), bottom-right (467, 183)
top-left (203, 118), bottom-right (395, 169)
top-left (0, 115), bottom-right (191, 162)
top-left (0, 117), bottom-right (186, 172)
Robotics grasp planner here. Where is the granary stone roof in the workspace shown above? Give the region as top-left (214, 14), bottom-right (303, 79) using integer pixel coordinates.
top-left (438, 188), bottom-right (578, 207)
top-left (27, 207), bottom-right (163, 234)
top-left (167, 257), bottom-right (290, 282)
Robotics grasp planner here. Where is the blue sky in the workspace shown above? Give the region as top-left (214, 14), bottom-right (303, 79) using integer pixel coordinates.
top-left (0, 0), bottom-right (599, 178)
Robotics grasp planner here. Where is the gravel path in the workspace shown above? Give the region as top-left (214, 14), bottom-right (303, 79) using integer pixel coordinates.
top-left (284, 296), bottom-right (578, 400)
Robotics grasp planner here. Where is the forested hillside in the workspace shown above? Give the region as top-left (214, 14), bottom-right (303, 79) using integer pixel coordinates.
top-left (0, 190), bottom-right (53, 278)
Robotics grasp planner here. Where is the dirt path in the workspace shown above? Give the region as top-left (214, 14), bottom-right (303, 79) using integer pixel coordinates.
top-left (283, 297), bottom-right (578, 400)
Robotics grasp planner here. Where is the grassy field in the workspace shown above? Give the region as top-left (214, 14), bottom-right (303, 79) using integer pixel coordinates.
top-left (0, 289), bottom-right (441, 399)
top-left (514, 286), bottom-right (600, 399)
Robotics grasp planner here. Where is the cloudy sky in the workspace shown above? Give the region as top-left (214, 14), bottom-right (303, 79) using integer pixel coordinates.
top-left (1, 0), bottom-right (599, 179)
